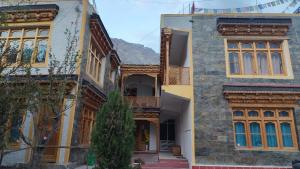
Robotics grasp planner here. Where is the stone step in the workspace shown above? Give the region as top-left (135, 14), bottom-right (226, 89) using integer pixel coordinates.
top-left (142, 159), bottom-right (189, 169)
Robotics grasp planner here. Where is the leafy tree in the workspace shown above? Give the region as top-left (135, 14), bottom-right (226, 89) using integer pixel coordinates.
top-left (91, 91), bottom-right (135, 169)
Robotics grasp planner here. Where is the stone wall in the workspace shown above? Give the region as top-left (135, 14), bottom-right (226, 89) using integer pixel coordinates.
top-left (192, 14), bottom-right (300, 166)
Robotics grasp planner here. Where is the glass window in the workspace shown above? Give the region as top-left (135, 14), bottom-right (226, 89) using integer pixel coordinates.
top-left (11, 30), bottom-right (22, 37)
top-left (250, 123), bottom-right (262, 147)
top-left (235, 122), bottom-right (246, 147)
top-left (25, 30), bottom-right (36, 37)
top-left (7, 40), bottom-right (20, 64)
top-left (256, 42), bottom-right (266, 49)
top-left (9, 115), bottom-right (23, 143)
top-left (271, 52), bottom-right (283, 75)
top-left (265, 123), bottom-right (278, 147)
top-left (233, 111), bottom-right (244, 117)
top-left (281, 123), bottom-right (293, 147)
top-left (270, 42), bottom-right (281, 49)
top-left (0, 30), bottom-right (9, 38)
top-left (279, 111), bottom-right (289, 117)
top-left (242, 42), bottom-right (253, 49)
top-left (228, 42), bottom-right (238, 49)
top-left (243, 52), bottom-right (254, 74)
top-left (232, 108), bottom-right (296, 150)
top-left (264, 111), bottom-right (274, 117)
top-left (39, 29), bottom-right (49, 36)
top-left (229, 52), bottom-right (240, 74)
top-left (257, 52), bottom-right (269, 75)
top-left (248, 111), bottom-right (259, 117)
top-left (226, 40), bottom-right (287, 77)
top-left (22, 40), bottom-right (34, 63)
top-left (36, 40), bottom-right (47, 63)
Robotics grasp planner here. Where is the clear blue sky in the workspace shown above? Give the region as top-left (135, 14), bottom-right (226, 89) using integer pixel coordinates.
top-left (96, 0), bottom-right (292, 52)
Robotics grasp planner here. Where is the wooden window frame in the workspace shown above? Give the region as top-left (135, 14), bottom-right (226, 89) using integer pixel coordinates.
top-left (224, 38), bottom-right (294, 79)
top-left (232, 108), bottom-right (298, 151)
top-left (86, 34), bottom-right (105, 85)
top-left (0, 25), bottom-right (51, 67)
top-left (78, 106), bottom-right (96, 145)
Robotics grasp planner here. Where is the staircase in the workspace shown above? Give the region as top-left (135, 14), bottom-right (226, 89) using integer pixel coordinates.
top-left (142, 159), bottom-right (189, 169)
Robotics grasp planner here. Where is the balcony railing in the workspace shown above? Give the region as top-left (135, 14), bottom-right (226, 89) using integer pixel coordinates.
top-left (125, 96), bottom-right (160, 108)
top-left (169, 66), bottom-right (190, 85)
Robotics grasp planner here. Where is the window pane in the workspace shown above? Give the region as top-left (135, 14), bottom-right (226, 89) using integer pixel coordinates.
top-left (39, 29), bottom-right (49, 36)
top-left (257, 52), bottom-right (269, 75)
top-left (281, 123), bottom-right (293, 147)
top-left (250, 123), bottom-right (262, 147)
top-left (272, 52), bottom-right (283, 74)
top-left (256, 42), bottom-right (266, 49)
top-left (242, 42), bottom-right (253, 49)
top-left (7, 40), bottom-right (20, 64)
top-left (0, 40), bottom-right (5, 55)
top-left (11, 30), bottom-right (22, 37)
top-left (279, 111), bottom-right (289, 117)
top-left (243, 52), bottom-right (254, 74)
top-left (9, 115), bottom-right (23, 143)
top-left (36, 40), bottom-right (47, 63)
top-left (233, 111), bottom-right (243, 117)
top-left (265, 123), bottom-right (278, 147)
top-left (270, 42), bottom-right (281, 49)
top-left (248, 111), bottom-right (259, 117)
top-left (228, 42), bottom-right (238, 49)
top-left (235, 122), bottom-right (246, 147)
top-left (22, 40), bottom-right (34, 63)
top-left (89, 55), bottom-right (94, 75)
top-left (0, 30), bottom-right (9, 38)
top-left (229, 52), bottom-right (240, 74)
top-left (264, 111), bottom-right (274, 117)
top-left (25, 29), bottom-right (36, 37)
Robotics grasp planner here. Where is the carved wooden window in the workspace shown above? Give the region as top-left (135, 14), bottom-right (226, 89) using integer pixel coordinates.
top-left (232, 108), bottom-right (298, 150)
top-left (78, 107), bottom-right (96, 145)
top-left (86, 36), bottom-right (104, 84)
top-left (226, 40), bottom-right (287, 77)
top-left (0, 27), bottom-right (49, 65)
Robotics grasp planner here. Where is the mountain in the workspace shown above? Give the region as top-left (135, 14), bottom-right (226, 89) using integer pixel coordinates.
top-left (112, 38), bottom-right (160, 65)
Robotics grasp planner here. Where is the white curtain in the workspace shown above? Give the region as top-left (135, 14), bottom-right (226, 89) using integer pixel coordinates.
top-left (257, 52), bottom-right (268, 75)
top-left (229, 52), bottom-right (240, 74)
top-left (272, 52), bottom-right (283, 74)
top-left (243, 52), bottom-right (254, 74)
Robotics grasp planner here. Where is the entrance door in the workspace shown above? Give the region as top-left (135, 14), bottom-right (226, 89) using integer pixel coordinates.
top-left (160, 119), bottom-right (175, 151)
top-left (38, 104), bottom-right (61, 162)
top-left (135, 120), bottom-right (150, 151)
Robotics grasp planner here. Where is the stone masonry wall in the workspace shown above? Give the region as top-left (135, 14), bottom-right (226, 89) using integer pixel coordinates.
top-left (192, 14), bottom-right (300, 166)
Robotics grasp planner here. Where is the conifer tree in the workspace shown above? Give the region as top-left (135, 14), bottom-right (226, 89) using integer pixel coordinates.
top-left (91, 91), bottom-right (135, 169)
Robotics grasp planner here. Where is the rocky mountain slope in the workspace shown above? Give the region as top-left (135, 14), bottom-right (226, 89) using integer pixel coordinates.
top-left (112, 38), bottom-right (160, 65)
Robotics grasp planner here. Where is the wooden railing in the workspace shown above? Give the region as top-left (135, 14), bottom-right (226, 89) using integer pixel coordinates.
top-left (124, 96), bottom-right (160, 108)
top-left (169, 66), bottom-right (190, 85)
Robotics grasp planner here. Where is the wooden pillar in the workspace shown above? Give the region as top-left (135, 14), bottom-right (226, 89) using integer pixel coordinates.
top-left (165, 39), bottom-right (170, 85)
top-left (155, 75), bottom-right (158, 97)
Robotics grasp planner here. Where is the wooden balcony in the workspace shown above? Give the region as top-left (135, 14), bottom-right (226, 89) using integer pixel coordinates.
top-left (168, 66), bottom-right (190, 85)
top-left (125, 96), bottom-right (160, 108)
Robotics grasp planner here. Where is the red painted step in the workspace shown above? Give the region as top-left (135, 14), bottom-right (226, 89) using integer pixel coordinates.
top-left (142, 159), bottom-right (189, 169)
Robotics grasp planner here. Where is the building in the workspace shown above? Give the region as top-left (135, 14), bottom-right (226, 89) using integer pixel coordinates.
top-left (0, 0), bottom-right (120, 166)
top-left (160, 13), bottom-right (300, 169)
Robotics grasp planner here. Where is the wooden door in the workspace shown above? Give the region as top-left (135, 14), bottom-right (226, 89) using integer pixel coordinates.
top-left (38, 104), bottom-right (61, 163)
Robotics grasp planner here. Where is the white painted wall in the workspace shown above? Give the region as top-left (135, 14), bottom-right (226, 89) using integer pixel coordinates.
top-left (175, 101), bottom-right (193, 165)
top-left (149, 123), bottom-right (157, 151)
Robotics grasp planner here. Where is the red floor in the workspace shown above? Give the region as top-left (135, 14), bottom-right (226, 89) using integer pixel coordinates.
top-left (142, 159), bottom-right (189, 169)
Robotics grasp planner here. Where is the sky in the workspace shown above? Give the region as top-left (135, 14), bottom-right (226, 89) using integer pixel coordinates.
top-left (96, 0), bottom-right (295, 52)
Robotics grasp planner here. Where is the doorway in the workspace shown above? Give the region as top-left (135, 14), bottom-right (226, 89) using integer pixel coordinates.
top-left (160, 119), bottom-right (175, 151)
